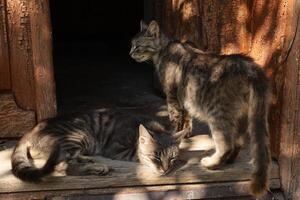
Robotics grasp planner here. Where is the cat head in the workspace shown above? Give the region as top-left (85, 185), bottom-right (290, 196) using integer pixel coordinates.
top-left (137, 124), bottom-right (187, 175)
top-left (129, 20), bottom-right (166, 62)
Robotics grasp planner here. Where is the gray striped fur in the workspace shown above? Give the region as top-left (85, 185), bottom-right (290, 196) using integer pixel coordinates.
top-left (130, 20), bottom-right (271, 197)
top-left (11, 108), bottom-right (187, 181)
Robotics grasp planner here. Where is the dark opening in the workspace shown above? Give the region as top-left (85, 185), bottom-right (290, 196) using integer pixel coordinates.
top-left (50, 0), bottom-right (160, 114)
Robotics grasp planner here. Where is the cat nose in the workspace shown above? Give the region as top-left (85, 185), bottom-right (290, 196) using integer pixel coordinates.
top-left (129, 47), bottom-right (135, 56)
top-left (161, 163), bottom-right (169, 173)
top-left (161, 166), bottom-right (172, 175)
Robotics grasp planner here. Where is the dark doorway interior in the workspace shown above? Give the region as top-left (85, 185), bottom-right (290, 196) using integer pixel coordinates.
top-left (50, 0), bottom-right (163, 114)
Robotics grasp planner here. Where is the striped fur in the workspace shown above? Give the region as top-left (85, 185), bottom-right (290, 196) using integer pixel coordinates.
top-left (11, 109), bottom-right (187, 181)
top-left (130, 20), bottom-right (271, 197)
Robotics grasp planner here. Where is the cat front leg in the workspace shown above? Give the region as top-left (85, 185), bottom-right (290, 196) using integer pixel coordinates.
top-left (77, 155), bottom-right (98, 163)
top-left (66, 162), bottom-right (110, 176)
top-left (67, 154), bottom-right (110, 176)
top-left (182, 110), bottom-right (193, 138)
top-left (167, 98), bottom-right (184, 132)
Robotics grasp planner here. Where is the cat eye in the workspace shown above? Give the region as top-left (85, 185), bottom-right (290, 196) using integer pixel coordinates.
top-left (169, 156), bottom-right (178, 163)
top-left (153, 156), bottom-right (161, 162)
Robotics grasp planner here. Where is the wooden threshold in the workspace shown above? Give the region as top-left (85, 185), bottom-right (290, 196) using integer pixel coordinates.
top-left (0, 93), bottom-right (36, 137)
top-left (0, 135), bottom-right (280, 199)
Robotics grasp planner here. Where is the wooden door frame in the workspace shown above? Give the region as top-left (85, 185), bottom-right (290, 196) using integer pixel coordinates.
top-left (0, 0), bottom-right (56, 137)
top-left (278, 0), bottom-right (300, 199)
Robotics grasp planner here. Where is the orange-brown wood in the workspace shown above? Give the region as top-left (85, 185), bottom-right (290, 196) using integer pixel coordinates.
top-left (6, 0), bottom-right (36, 110)
top-left (0, 0), bottom-right (56, 137)
top-left (29, 0), bottom-right (56, 121)
top-left (0, 0), bottom-right (11, 90)
top-left (279, 1), bottom-right (300, 199)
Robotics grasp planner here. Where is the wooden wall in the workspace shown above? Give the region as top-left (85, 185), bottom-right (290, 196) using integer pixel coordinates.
top-left (279, 0), bottom-right (300, 199)
top-left (0, 0), bottom-right (56, 137)
top-left (153, 0), bottom-right (289, 158)
top-left (153, 0), bottom-right (300, 199)
top-left (0, 0), bottom-right (11, 90)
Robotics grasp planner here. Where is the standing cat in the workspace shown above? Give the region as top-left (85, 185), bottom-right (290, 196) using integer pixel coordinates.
top-left (11, 108), bottom-right (187, 181)
top-left (130, 20), bottom-right (271, 197)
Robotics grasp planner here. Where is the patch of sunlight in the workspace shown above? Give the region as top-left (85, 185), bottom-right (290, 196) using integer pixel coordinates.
top-left (221, 42), bottom-right (243, 55)
top-left (182, 1), bottom-right (197, 22)
top-left (155, 110), bottom-right (168, 117)
top-left (0, 147), bottom-right (14, 178)
top-left (180, 135), bottom-right (214, 151)
top-left (0, 146), bottom-right (31, 193)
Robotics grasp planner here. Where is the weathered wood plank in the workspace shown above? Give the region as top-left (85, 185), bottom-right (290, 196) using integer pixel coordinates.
top-left (0, 93), bottom-right (35, 137)
top-left (0, 135), bottom-right (280, 197)
top-left (0, 0), bottom-right (11, 90)
top-left (29, 0), bottom-right (56, 121)
top-left (0, 163), bottom-right (280, 194)
top-left (279, 0), bottom-right (300, 199)
top-left (0, 181), bottom-right (282, 200)
top-left (6, 0), bottom-right (36, 110)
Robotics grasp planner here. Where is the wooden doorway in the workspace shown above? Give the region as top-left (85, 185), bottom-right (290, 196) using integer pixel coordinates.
top-left (49, 0), bottom-right (154, 115)
top-left (0, 0), bottom-right (56, 137)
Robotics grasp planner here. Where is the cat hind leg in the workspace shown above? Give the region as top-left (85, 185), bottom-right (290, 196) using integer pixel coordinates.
top-left (201, 120), bottom-right (235, 169)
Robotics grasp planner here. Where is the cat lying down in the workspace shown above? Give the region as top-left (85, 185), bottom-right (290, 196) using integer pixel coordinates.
top-left (11, 108), bottom-right (188, 182)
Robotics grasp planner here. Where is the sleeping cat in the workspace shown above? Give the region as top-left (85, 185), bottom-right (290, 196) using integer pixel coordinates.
top-left (11, 108), bottom-right (187, 182)
top-left (130, 20), bottom-right (271, 197)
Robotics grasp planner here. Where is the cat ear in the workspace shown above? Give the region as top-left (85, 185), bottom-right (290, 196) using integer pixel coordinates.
top-left (139, 124), bottom-right (155, 145)
top-left (140, 20), bottom-right (148, 31)
top-left (173, 129), bottom-right (188, 143)
top-left (147, 20), bottom-right (160, 38)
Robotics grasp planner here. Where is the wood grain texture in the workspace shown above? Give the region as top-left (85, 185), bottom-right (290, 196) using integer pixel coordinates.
top-left (0, 135), bottom-right (280, 199)
top-left (279, 1), bottom-right (300, 199)
top-left (0, 182), bottom-right (282, 200)
top-left (45, 183), bottom-right (283, 200)
top-left (29, 0), bottom-right (56, 121)
top-left (6, 0), bottom-right (36, 110)
top-left (153, 0), bottom-right (290, 158)
top-left (0, 0), bottom-right (11, 90)
top-left (0, 93), bottom-right (35, 137)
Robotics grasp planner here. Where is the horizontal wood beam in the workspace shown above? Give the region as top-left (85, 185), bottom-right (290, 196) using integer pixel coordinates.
top-left (0, 180), bottom-right (281, 200)
top-left (0, 93), bottom-right (35, 137)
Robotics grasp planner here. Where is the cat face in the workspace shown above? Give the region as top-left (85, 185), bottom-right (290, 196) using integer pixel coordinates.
top-left (129, 20), bottom-right (161, 62)
top-left (137, 124), bottom-right (186, 175)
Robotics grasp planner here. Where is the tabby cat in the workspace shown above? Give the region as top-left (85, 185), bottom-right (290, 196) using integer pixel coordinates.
top-left (130, 20), bottom-right (271, 197)
top-left (11, 108), bottom-right (187, 181)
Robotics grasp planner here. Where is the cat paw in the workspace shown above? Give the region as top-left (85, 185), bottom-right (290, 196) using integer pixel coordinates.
top-left (84, 164), bottom-right (110, 176)
top-left (77, 155), bottom-right (97, 163)
top-left (184, 130), bottom-right (192, 138)
top-left (200, 156), bottom-right (222, 170)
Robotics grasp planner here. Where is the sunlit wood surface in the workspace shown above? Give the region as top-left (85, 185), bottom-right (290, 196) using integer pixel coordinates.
top-left (0, 135), bottom-right (280, 199)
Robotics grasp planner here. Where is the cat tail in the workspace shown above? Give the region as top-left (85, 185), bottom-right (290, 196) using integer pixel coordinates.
top-left (248, 77), bottom-right (271, 197)
top-left (11, 137), bottom-right (60, 182)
